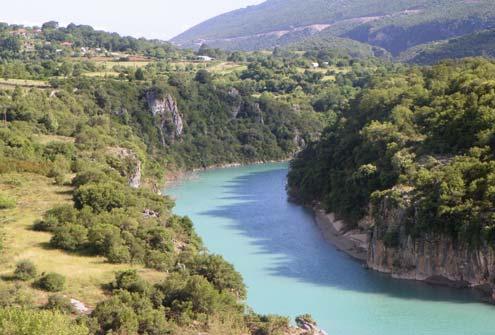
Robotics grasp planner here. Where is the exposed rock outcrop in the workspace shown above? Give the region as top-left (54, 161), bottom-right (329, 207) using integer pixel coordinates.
top-left (227, 88), bottom-right (243, 118)
top-left (237, 101), bottom-right (264, 124)
top-left (313, 191), bottom-right (495, 301)
top-left (70, 298), bottom-right (91, 314)
top-left (107, 147), bottom-right (142, 188)
top-left (365, 192), bottom-right (495, 300)
top-left (146, 90), bottom-right (184, 146)
top-left (295, 315), bottom-right (328, 335)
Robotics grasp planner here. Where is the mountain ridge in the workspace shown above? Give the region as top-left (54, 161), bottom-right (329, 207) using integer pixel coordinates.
top-left (172, 0), bottom-right (495, 59)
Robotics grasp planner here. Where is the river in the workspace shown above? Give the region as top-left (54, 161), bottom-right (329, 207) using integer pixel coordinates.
top-left (166, 163), bottom-right (495, 335)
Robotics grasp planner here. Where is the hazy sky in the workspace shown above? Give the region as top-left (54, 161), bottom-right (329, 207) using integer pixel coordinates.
top-left (0, 0), bottom-right (265, 40)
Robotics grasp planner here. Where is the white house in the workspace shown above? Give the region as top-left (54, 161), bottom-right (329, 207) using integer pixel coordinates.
top-left (198, 55), bottom-right (214, 62)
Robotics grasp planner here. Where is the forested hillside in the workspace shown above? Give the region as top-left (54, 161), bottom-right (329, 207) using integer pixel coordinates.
top-left (288, 58), bottom-right (495, 292)
top-left (172, 0), bottom-right (495, 58)
top-left (289, 58), bottom-right (495, 233)
top-left (399, 29), bottom-right (495, 64)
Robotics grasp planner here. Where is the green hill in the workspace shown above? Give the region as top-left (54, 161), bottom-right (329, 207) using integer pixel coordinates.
top-left (399, 29), bottom-right (495, 64)
top-left (172, 0), bottom-right (495, 57)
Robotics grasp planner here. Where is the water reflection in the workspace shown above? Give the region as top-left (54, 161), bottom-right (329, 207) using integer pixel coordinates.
top-left (200, 168), bottom-right (485, 304)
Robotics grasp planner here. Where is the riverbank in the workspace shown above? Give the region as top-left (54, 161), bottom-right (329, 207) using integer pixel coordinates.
top-left (164, 159), bottom-right (290, 186)
top-left (167, 163), bottom-right (495, 335)
top-left (313, 207), bottom-right (368, 262)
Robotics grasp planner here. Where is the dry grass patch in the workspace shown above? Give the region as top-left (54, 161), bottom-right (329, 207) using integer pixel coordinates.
top-left (0, 79), bottom-right (50, 88)
top-left (0, 173), bottom-right (163, 306)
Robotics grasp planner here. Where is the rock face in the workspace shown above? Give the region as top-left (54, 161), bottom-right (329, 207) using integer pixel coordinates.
top-left (70, 298), bottom-right (91, 314)
top-left (107, 147), bottom-right (142, 188)
top-left (146, 90), bottom-right (184, 146)
top-left (295, 315), bottom-right (328, 335)
top-left (227, 88), bottom-right (243, 118)
top-left (367, 196), bottom-right (495, 299)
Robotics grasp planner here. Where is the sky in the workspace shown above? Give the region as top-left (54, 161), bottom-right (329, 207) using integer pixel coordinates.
top-left (0, 0), bottom-right (265, 40)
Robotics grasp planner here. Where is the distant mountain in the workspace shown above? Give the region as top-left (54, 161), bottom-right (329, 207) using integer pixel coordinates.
top-left (398, 29), bottom-right (495, 64)
top-left (172, 0), bottom-right (495, 58)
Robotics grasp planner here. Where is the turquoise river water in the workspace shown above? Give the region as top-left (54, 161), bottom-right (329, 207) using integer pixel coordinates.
top-left (166, 163), bottom-right (495, 335)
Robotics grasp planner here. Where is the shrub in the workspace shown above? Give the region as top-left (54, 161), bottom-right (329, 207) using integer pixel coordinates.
top-left (73, 182), bottom-right (129, 213)
top-left (45, 294), bottom-right (74, 314)
top-left (36, 273), bottom-right (66, 292)
top-left (14, 260), bottom-right (37, 281)
top-left (36, 205), bottom-right (78, 232)
top-left (144, 250), bottom-right (173, 271)
top-left (189, 254), bottom-right (246, 298)
top-left (111, 270), bottom-right (148, 293)
top-left (0, 283), bottom-right (34, 308)
top-left (50, 224), bottom-right (88, 251)
top-left (106, 243), bottom-right (131, 264)
top-left (246, 314), bottom-right (290, 335)
top-left (0, 307), bottom-right (88, 335)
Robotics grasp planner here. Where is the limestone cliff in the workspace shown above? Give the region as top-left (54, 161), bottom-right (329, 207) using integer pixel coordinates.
top-left (107, 147), bottom-right (142, 188)
top-left (146, 90), bottom-right (184, 146)
top-left (366, 192), bottom-right (495, 300)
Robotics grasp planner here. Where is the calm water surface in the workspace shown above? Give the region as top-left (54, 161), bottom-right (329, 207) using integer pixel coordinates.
top-left (166, 163), bottom-right (495, 335)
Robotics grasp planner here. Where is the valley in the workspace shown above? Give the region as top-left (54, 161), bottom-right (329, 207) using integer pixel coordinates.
top-left (1, 1), bottom-right (495, 334)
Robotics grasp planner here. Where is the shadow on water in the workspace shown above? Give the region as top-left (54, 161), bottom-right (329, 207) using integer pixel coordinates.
top-left (199, 167), bottom-right (487, 305)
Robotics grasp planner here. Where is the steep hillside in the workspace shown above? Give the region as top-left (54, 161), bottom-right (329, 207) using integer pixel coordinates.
top-left (288, 58), bottom-right (495, 300)
top-left (399, 29), bottom-right (495, 64)
top-left (172, 0), bottom-right (495, 57)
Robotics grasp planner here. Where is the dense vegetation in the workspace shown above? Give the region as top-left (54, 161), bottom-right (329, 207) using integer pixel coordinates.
top-left (399, 29), bottom-right (495, 64)
top-left (289, 58), bottom-right (495, 246)
top-left (172, 0), bottom-right (495, 58)
top-left (0, 21), bottom-right (381, 334)
top-left (4, 14), bottom-right (495, 333)
top-left (0, 21), bottom-right (179, 60)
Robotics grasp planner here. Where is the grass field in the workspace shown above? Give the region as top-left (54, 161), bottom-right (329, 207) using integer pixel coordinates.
top-left (207, 62), bottom-right (248, 74)
top-left (0, 172), bottom-right (164, 307)
top-left (31, 134), bottom-right (75, 145)
top-left (0, 79), bottom-right (50, 89)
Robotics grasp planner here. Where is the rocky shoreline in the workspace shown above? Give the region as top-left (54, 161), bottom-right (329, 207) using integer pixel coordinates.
top-left (313, 207), bottom-right (368, 262)
top-left (312, 206), bottom-right (495, 303)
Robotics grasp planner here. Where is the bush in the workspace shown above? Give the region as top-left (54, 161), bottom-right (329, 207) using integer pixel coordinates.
top-left (106, 243), bottom-right (131, 264)
top-left (73, 182), bottom-right (129, 213)
top-left (0, 193), bottom-right (15, 209)
top-left (0, 283), bottom-right (34, 308)
top-left (14, 260), bottom-right (37, 281)
top-left (111, 270), bottom-right (148, 293)
top-left (245, 314), bottom-right (290, 335)
top-left (144, 250), bottom-right (173, 271)
top-left (35, 205), bottom-right (78, 232)
top-left (50, 224), bottom-right (88, 251)
top-left (36, 273), bottom-right (66, 292)
top-left (45, 294), bottom-right (74, 314)
top-left (0, 307), bottom-right (88, 335)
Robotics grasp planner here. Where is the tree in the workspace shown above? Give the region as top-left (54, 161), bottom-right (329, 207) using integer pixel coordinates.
top-left (195, 69), bottom-right (212, 84)
top-left (134, 68), bottom-right (145, 81)
top-left (50, 224), bottom-right (88, 251)
top-left (42, 21), bottom-right (59, 30)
